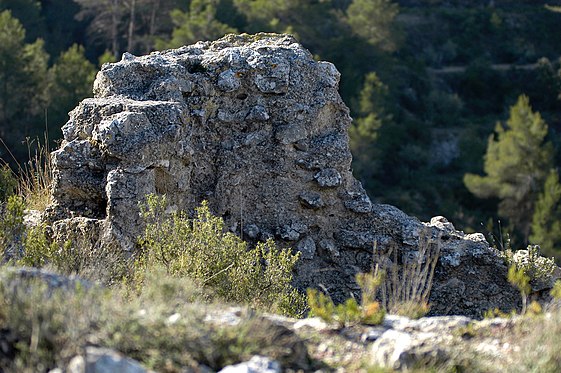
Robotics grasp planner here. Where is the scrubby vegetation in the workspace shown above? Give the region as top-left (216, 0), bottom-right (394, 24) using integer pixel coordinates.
top-left (0, 269), bottom-right (312, 372)
top-left (1, 161), bottom-right (561, 371)
top-left (136, 194), bottom-right (306, 317)
top-left (307, 271), bottom-right (386, 328)
top-left (4, 1), bottom-right (561, 371)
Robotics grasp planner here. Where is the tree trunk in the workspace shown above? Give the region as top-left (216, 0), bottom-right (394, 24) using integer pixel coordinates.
top-left (111, 0), bottom-right (120, 58)
top-left (127, 0), bottom-right (136, 52)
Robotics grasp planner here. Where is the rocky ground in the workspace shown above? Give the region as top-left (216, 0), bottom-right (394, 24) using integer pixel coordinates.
top-left (2, 267), bottom-right (558, 373)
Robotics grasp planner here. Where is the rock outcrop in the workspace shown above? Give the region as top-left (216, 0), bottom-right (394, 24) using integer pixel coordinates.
top-left (45, 33), bottom-right (555, 317)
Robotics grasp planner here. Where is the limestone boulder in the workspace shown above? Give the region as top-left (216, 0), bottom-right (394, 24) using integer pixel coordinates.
top-left (45, 33), bottom-right (549, 317)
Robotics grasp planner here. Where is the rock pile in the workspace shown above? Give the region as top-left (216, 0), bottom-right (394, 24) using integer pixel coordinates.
top-left (45, 33), bottom-right (556, 317)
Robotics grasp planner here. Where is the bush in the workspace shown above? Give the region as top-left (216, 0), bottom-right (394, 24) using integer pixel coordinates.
top-left (0, 268), bottom-right (311, 372)
top-left (375, 234), bottom-right (440, 319)
top-left (18, 227), bottom-right (129, 287)
top-left (136, 194), bottom-right (306, 317)
top-left (0, 195), bottom-right (26, 261)
top-left (502, 245), bottom-right (556, 282)
top-left (307, 270), bottom-right (386, 328)
top-left (0, 164), bottom-right (17, 202)
top-left (507, 265), bottom-right (531, 315)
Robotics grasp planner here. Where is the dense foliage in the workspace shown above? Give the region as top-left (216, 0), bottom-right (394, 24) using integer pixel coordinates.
top-left (137, 194), bottom-right (306, 316)
top-left (2, 0), bottom-right (561, 257)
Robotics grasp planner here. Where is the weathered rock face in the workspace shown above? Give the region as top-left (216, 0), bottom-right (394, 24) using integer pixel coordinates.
top-left (45, 33), bottom-right (549, 318)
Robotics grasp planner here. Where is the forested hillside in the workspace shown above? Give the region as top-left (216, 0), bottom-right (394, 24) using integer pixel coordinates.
top-left (1, 0), bottom-right (561, 259)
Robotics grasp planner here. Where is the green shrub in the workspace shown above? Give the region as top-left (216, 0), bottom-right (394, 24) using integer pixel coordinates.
top-left (0, 164), bottom-right (17, 202)
top-left (17, 224), bottom-right (129, 287)
top-left (483, 307), bottom-right (514, 319)
top-left (136, 194), bottom-right (306, 317)
top-left (0, 267), bottom-right (311, 372)
top-left (502, 245), bottom-right (556, 282)
top-left (307, 271), bottom-right (385, 328)
top-left (508, 265), bottom-right (531, 315)
top-left (0, 194), bottom-right (26, 261)
top-left (551, 280), bottom-right (561, 300)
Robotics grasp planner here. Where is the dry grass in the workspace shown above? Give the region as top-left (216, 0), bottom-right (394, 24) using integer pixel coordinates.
top-left (18, 137), bottom-right (53, 211)
top-left (0, 135), bottom-right (53, 211)
top-left (374, 230), bottom-right (441, 318)
top-left (0, 266), bottom-right (313, 372)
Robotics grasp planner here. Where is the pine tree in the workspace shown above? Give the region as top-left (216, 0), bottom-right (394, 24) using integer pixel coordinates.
top-left (350, 72), bottom-right (391, 190)
top-left (346, 0), bottom-right (400, 51)
top-left (156, 0), bottom-right (237, 49)
top-left (530, 169), bottom-right (561, 261)
top-left (0, 10), bottom-right (50, 161)
top-left (464, 95), bottom-right (553, 243)
top-left (0, 0), bottom-right (45, 42)
top-left (49, 44), bottom-right (97, 132)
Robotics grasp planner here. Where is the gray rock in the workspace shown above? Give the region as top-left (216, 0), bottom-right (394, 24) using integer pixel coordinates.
top-left (296, 237), bottom-right (316, 259)
top-left (244, 223), bottom-right (260, 239)
top-left (0, 267), bottom-right (93, 293)
top-left (314, 168), bottom-right (342, 187)
top-left (218, 355), bottom-right (281, 373)
top-left (298, 191), bottom-right (324, 209)
top-left (217, 69), bottom-right (242, 92)
top-left (246, 105), bottom-right (269, 122)
top-left (370, 329), bottom-right (449, 370)
top-left (275, 124), bottom-right (307, 145)
top-left (319, 239), bottom-right (339, 257)
top-left (45, 33), bottom-right (551, 318)
top-left (277, 221), bottom-right (307, 242)
top-left (344, 194), bottom-right (372, 213)
top-left (67, 346), bottom-right (150, 373)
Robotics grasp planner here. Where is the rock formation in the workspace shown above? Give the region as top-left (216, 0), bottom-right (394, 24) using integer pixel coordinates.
top-left (45, 33), bottom-right (556, 317)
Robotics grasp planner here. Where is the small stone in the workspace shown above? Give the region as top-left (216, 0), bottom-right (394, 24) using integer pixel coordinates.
top-left (314, 168), bottom-right (342, 187)
top-left (344, 194), bottom-right (372, 213)
top-left (319, 239), bottom-right (339, 257)
top-left (335, 230), bottom-right (376, 249)
top-left (317, 61), bottom-right (340, 87)
top-left (246, 105), bottom-right (270, 121)
top-left (67, 347), bottom-right (149, 373)
top-left (122, 52), bottom-right (136, 61)
top-left (429, 216), bottom-right (456, 233)
top-left (166, 313), bottom-right (181, 325)
top-left (293, 140), bottom-right (308, 151)
top-left (275, 124), bottom-right (307, 144)
top-left (361, 327), bottom-right (386, 342)
top-left (217, 69), bottom-right (241, 92)
top-left (244, 130), bottom-right (269, 146)
top-left (217, 109), bottom-right (237, 122)
top-left (218, 355), bottom-right (281, 373)
top-left (259, 230), bottom-right (275, 241)
top-left (299, 191), bottom-right (324, 209)
top-left (296, 237), bottom-right (316, 259)
top-left (255, 74), bottom-right (278, 93)
top-left (277, 221), bottom-right (307, 241)
top-left (244, 223), bottom-right (260, 239)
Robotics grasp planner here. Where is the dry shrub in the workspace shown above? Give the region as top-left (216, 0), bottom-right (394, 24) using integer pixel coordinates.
top-left (374, 230), bottom-right (441, 318)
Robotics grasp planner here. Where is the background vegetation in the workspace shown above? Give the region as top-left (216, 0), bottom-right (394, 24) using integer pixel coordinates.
top-left (2, 0), bottom-right (561, 258)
